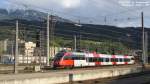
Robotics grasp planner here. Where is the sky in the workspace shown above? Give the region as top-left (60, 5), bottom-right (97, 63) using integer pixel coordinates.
top-left (0, 0), bottom-right (150, 27)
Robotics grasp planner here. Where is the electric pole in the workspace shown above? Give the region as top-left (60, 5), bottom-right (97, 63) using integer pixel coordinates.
top-left (79, 35), bottom-right (82, 50)
top-left (141, 12), bottom-right (145, 65)
top-left (145, 32), bottom-right (148, 64)
top-left (104, 16), bottom-right (107, 25)
top-left (14, 20), bottom-right (18, 74)
top-left (78, 20), bottom-right (81, 50)
top-left (47, 14), bottom-right (50, 66)
top-left (74, 35), bottom-right (77, 52)
top-left (50, 15), bottom-right (56, 59)
top-left (11, 41), bottom-right (14, 63)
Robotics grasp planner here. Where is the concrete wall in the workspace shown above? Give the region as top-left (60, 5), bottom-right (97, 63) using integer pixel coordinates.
top-left (0, 66), bottom-right (142, 84)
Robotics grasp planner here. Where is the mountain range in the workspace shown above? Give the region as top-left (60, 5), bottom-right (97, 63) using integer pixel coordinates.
top-left (0, 8), bottom-right (149, 50)
top-left (0, 8), bottom-right (72, 22)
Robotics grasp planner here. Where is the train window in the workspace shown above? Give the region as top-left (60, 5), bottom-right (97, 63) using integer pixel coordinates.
top-left (118, 58), bottom-right (121, 62)
top-left (71, 55), bottom-right (77, 60)
top-left (105, 58), bottom-right (109, 62)
top-left (80, 57), bottom-right (85, 60)
top-left (124, 58), bottom-right (130, 62)
top-left (72, 56), bottom-right (85, 60)
top-left (87, 57), bottom-right (104, 62)
top-left (93, 58), bottom-right (97, 62)
top-left (119, 58), bottom-right (123, 62)
top-left (55, 52), bottom-right (64, 57)
top-left (127, 59), bottom-right (129, 62)
top-left (131, 58), bottom-right (134, 60)
top-left (88, 58), bottom-right (94, 62)
top-left (98, 58), bottom-right (103, 62)
top-left (129, 59), bottom-right (131, 62)
top-left (63, 56), bottom-right (72, 60)
top-left (96, 58), bottom-right (99, 62)
top-left (72, 54), bottom-right (85, 60)
top-left (116, 58), bottom-right (118, 62)
top-left (54, 52), bottom-right (65, 60)
top-left (87, 58), bottom-right (99, 62)
top-left (93, 58), bottom-right (96, 62)
top-left (124, 59), bottom-right (127, 62)
top-left (111, 58), bottom-right (114, 62)
top-left (78, 55), bottom-right (85, 57)
top-left (111, 58), bottom-right (118, 62)
top-left (122, 58), bottom-right (124, 62)
top-left (128, 59), bottom-right (130, 62)
top-left (72, 57), bottom-right (79, 60)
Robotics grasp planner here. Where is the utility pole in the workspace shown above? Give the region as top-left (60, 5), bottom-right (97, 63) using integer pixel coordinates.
top-left (78, 20), bottom-right (81, 50)
top-left (14, 20), bottom-right (18, 74)
top-left (46, 14), bottom-right (50, 66)
top-left (79, 35), bottom-right (82, 50)
top-left (141, 11), bottom-right (147, 68)
top-left (145, 32), bottom-right (148, 64)
top-left (74, 35), bottom-right (77, 52)
top-left (74, 20), bottom-right (82, 51)
top-left (50, 15), bottom-right (56, 59)
top-left (104, 16), bottom-right (107, 25)
top-left (11, 41), bottom-right (14, 62)
top-left (141, 12), bottom-right (145, 64)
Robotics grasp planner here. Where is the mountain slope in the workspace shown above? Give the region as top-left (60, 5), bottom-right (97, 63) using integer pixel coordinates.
top-left (0, 8), bottom-right (73, 23)
top-left (0, 8), bottom-right (149, 50)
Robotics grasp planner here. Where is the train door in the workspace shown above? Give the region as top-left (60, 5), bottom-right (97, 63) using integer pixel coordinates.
top-left (86, 53), bottom-right (95, 66)
top-left (104, 58), bottom-right (110, 65)
top-left (73, 54), bottom-right (87, 67)
top-left (74, 57), bottom-right (86, 67)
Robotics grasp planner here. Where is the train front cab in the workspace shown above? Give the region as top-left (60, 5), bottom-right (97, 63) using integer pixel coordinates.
top-left (59, 53), bottom-right (74, 68)
top-left (52, 51), bottom-right (74, 69)
top-left (59, 52), bottom-right (86, 68)
top-left (52, 51), bottom-right (65, 69)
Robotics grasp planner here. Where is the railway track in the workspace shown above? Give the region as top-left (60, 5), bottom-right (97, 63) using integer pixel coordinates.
top-left (42, 64), bottom-right (141, 73)
top-left (0, 64), bottom-right (141, 74)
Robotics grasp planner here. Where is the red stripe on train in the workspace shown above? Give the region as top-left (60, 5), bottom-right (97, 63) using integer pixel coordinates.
top-left (124, 55), bottom-right (128, 65)
top-left (93, 52), bottom-right (101, 66)
top-left (112, 55), bottom-right (116, 65)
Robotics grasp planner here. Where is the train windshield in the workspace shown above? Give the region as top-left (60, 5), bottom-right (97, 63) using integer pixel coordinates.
top-left (53, 52), bottom-right (64, 61)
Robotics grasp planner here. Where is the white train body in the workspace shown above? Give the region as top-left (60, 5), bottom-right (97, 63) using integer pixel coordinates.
top-left (52, 51), bottom-right (135, 68)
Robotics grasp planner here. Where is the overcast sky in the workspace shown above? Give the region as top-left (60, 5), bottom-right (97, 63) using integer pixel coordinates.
top-left (0, 0), bottom-right (150, 27)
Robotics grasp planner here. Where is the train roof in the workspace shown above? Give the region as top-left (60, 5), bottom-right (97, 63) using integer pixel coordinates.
top-left (58, 51), bottom-right (134, 57)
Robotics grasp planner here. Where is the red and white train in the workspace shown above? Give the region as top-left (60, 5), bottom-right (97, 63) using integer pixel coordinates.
top-left (51, 51), bottom-right (135, 69)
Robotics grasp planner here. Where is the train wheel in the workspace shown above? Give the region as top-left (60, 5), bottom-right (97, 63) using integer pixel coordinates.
top-left (65, 65), bottom-right (73, 69)
top-left (52, 66), bottom-right (57, 70)
top-left (70, 65), bottom-right (74, 69)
